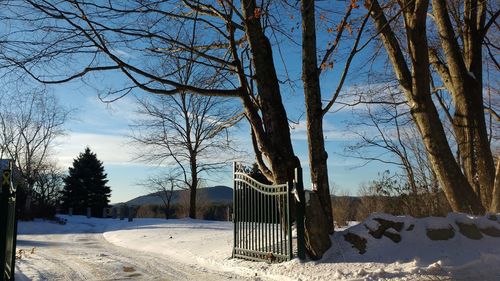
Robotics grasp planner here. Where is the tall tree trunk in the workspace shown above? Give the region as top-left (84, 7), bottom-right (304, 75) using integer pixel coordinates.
top-left (240, 0), bottom-right (299, 184)
top-left (301, 0), bottom-right (334, 233)
top-left (189, 159), bottom-right (198, 219)
top-left (300, 0), bottom-right (333, 259)
top-left (368, 0), bottom-right (484, 214)
top-left (431, 0), bottom-right (495, 209)
top-left (491, 158), bottom-right (500, 212)
top-left (240, 0), bottom-right (335, 258)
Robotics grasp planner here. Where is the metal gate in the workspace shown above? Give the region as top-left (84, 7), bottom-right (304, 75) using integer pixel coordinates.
top-left (232, 163), bottom-right (292, 263)
top-left (0, 159), bottom-right (17, 281)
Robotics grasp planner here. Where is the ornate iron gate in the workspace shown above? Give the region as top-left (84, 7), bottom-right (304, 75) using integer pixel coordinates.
top-left (232, 163), bottom-right (292, 262)
top-left (0, 159), bottom-right (17, 281)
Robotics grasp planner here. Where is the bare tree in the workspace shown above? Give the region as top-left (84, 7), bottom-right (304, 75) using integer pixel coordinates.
top-left (131, 92), bottom-right (240, 219)
top-left (32, 160), bottom-right (65, 209)
top-left (0, 89), bottom-right (69, 213)
top-left (140, 172), bottom-right (183, 219)
top-left (364, 0), bottom-right (499, 213)
top-left (298, 0), bottom-right (372, 257)
top-left (344, 86), bottom-right (430, 188)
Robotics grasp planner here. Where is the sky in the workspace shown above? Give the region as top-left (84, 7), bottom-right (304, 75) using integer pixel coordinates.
top-left (48, 67), bottom-right (392, 204)
top-left (1, 1), bottom-right (398, 204)
top-left (51, 92), bottom-right (387, 204)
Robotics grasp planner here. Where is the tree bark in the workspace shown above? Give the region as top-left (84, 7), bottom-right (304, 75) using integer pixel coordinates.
top-left (189, 158), bottom-right (198, 219)
top-left (240, 0), bottom-right (336, 258)
top-left (431, 0), bottom-right (495, 209)
top-left (301, 0), bottom-right (334, 234)
top-left (240, 0), bottom-right (300, 183)
top-left (368, 0), bottom-right (484, 214)
top-left (491, 158), bottom-right (500, 213)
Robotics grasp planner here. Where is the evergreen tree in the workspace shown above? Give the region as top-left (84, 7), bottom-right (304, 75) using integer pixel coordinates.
top-left (61, 147), bottom-right (111, 217)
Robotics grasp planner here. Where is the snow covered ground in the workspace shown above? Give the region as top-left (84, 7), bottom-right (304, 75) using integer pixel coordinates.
top-left (15, 213), bottom-right (500, 280)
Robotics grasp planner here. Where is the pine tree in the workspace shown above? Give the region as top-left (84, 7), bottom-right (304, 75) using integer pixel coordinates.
top-left (61, 147), bottom-right (111, 217)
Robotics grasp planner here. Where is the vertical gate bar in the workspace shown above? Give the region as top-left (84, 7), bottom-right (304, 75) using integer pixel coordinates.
top-left (254, 188), bottom-right (257, 254)
top-left (236, 179), bottom-right (239, 251)
top-left (284, 192), bottom-right (287, 258)
top-left (277, 193), bottom-right (280, 255)
top-left (241, 181), bottom-right (242, 252)
top-left (249, 186), bottom-right (251, 254)
top-left (241, 181), bottom-right (243, 252)
top-left (232, 163), bottom-right (236, 257)
top-left (235, 177), bottom-right (237, 251)
top-left (279, 188), bottom-right (286, 255)
top-left (272, 193), bottom-right (275, 254)
top-left (279, 192), bottom-right (281, 256)
top-left (264, 191), bottom-right (269, 252)
top-left (279, 192), bottom-right (283, 256)
top-left (273, 192), bottom-right (276, 254)
top-left (266, 192), bottom-right (269, 254)
top-left (282, 191), bottom-right (285, 256)
top-left (254, 188), bottom-right (257, 256)
top-left (247, 183), bottom-right (252, 250)
top-left (245, 182), bottom-right (247, 251)
top-left (251, 186), bottom-right (254, 254)
top-left (242, 183), bottom-right (248, 249)
top-left (258, 188), bottom-right (261, 256)
top-left (269, 191), bottom-right (272, 254)
top-left (277, 193), bottom-right (280, 256)
top-left (238, 182), bottom-right (245, 249)
top-left (278, 192), bottom-right (281, 256)
top-left (240, 181), bottom-right (243, 251)
top-left (284, 192), bottom-right (290, 257)
top-left (278, 192), bottom-right (281, 257)
top-left (237, 179), bottom-right (241, 251)
top-left (286, 183), bottom-right (293, 260)
top-left (246, 183), bottom-right (249, 251)
top-left (241, 180), bottom-right (244, 252)
top-left (268, 191), bottom-right (271, 255)
top-left (263, 191), bottom-right (265, 254)
top-left (260, 190), bottom-right (266, 252)
top-left (244, 182), bottom-right (247, 251)
top-left (237, 178), bottom-right (240, 252)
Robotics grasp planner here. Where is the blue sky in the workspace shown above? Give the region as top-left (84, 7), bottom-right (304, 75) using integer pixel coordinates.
top-left (48, 56), bottom-right (392, 204)
top-left (52, 89), bottom-right (387, 204)
top-left (1, 1), bottom-right (395, 203)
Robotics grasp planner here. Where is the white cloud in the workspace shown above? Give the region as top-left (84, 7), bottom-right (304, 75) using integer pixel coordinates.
top-left (290, 119), bottom-right (357, 142)
top-left (54, 132), bottom-right (137, 168)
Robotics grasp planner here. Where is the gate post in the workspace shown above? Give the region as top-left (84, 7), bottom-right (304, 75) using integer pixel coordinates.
top-left (0, 159), bottom-right (17, 281)
top-left (294, 167), bottom-right (306, 260)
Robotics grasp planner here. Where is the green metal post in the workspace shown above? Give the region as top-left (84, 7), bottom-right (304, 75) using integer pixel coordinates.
top-left (287, 182), bottom-right (293, 260)
top-left (1, 159), bottom-right (16, 281)
top-left (295, 167), bottom-right (306, 260)
top-left (0, 170), bottom-right (6, 281)
top-left (232, 162), bottom-right (236, 258)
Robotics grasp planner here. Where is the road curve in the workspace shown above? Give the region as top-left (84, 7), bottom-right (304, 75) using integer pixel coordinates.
top-left (15, 232), bottom-right (249, 281)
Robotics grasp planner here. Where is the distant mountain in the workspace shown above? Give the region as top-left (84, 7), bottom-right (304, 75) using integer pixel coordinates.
top-left (123, 185), bottom-right (233, 207)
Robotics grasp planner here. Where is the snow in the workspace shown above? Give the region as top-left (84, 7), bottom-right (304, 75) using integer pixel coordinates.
top-left (15, 213), bottom-right (500, 280)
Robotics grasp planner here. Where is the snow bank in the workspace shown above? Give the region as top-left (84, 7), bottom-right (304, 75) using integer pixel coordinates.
top-left (17, 213), bottom-right (500, 280)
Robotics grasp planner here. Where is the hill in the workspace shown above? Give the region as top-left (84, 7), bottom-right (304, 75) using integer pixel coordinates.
top-left (123, 185), bottom-right (233, 207)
